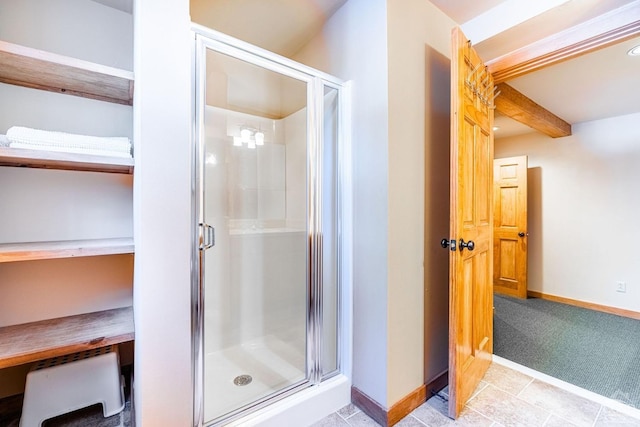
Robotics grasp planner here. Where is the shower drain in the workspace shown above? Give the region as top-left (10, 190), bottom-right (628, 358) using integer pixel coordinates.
top-left (233, 374), bottom-right (253, 386)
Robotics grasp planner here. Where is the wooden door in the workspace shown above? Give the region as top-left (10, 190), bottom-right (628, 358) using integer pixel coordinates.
top-left (493, 156), bottom-right (528, 298)
top-left (448, 27), bottom-right (494, 419)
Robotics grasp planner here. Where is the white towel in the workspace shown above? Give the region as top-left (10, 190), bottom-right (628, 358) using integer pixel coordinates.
top-left (0, 134), bottom-right (9, 147)
top-left (6, 126), bottom-right (131, 154)
top-left (9, 142), bottom-right (133, 159)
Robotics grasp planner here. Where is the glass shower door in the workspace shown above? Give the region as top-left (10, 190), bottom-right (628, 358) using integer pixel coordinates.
top-left (198, 42), bottom-right (311, 425)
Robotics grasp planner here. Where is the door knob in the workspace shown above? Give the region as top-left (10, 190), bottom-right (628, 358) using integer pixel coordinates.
top-left (518, 232), bottom-right (526, 237)
top-left (459, 238), bottom-right (475, 252)
top-left (440, 238), bottom-right (456, 251)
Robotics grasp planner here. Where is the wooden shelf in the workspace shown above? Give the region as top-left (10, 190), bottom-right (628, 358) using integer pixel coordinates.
top-left (0, 40), bottom-right (134, 105)
top-left (0, 238), bottom-right (134, 263)
top-left (0, 306), bottom-right (134, 369)
top-left (0, 146), bottom-right (133, 174)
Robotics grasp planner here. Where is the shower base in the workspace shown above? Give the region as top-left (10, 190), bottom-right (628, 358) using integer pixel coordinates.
top-left (203, 333), bottom-right (306, 423)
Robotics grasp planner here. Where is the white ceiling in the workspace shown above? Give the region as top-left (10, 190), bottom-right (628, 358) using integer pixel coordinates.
top-left (190, 0), bottom-right (349, 118)
top-left (473, 0), bottom-right (637, 60)
top-left (429, 0), bottom-right (507, 25)
top-left (431, 0), bottom-right (640, 139)
top-left (96, 0), bottom-right (640, 138)
top-left (508, 35), bottom-right (640, 125)
top-left (205, 49), bottom-right (307, 119)
top-left (191, 0), bottom-right (349, 57)
top-left (90, 0), bottom-right (132, 14)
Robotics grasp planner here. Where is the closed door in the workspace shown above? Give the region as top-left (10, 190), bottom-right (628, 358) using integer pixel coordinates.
top-left (493, 156), bottom-right (528, 298)
top-left (448, 27), bottom-right (494, 418)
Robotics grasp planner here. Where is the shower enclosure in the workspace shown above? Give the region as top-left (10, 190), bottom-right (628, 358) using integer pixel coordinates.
top-left (192, 26), bottom-right (347, 426)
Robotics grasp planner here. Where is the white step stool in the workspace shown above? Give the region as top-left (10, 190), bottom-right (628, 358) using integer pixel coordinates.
top-left (20, 345), bottom-right (124, 427)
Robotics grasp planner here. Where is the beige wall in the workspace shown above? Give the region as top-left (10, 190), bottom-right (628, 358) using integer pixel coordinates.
top-left (386, 0), bottom-right (455, 406)
top-left (294, 0), bottom-right (391, 407)
top-left (296, 0), bottom-right (455, 408)
top-left (495, 112), bottom-right (640, 313)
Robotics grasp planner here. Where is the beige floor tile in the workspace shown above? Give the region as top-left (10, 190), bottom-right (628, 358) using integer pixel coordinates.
top-left (594, 406), bottom-right (640, 426)
top-left (467, 383), bottom-right (550, 427)
top-left (315, 361), bottom-right (640, 427)
top-left (453, 406), bottom-right (493, 426)
top-left (469, 381), bottom-right (490, 401)
top-left (311, 412), bottom-right (351, 427)
top-left (425, 395), bottom-right (449, 417)
top-left (411, 401), bottom-right (453, 426)
top-left (344, 411), bottom-right (382, 426)
top-left (517, 380), bottom-right (600, 427)
top-left (337, 403), bottom-right (361, 420)
top-left (395, 415), bottom-right (429, 426)
top-left (542, 414), bottom-right (580, 427)
top-left (483, 363), bottom-right (533, 396)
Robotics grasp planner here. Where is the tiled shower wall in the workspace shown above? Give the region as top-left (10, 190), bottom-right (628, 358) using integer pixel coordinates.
top-left (203, 105), bottom-right (307, 353)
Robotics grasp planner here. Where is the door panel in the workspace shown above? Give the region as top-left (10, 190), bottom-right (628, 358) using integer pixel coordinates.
top-left (448, 27), bottom-right (494, 419)
top-left (493, 156), bottom-right (528, 298)
top-left (200, 45), bottom-right (309, 424)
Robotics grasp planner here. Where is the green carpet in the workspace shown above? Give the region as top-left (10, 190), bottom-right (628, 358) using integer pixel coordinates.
top-left (494, 294), bottom-right (640, 409)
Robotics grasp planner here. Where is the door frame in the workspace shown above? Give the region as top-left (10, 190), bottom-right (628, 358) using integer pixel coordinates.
top-left (446, 9), bottom-right (639, 417)
top-left (191, 24), bottom-right (353, 427)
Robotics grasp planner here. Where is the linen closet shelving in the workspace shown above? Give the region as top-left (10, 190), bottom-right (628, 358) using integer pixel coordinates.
top-left (0, 39), bottom-right (135, 369)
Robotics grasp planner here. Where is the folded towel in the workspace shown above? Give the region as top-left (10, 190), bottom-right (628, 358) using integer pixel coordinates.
top-left (6, 126), bottom-right (131, 154)
top-left (9, 142), bottom-right (132, 159)
top-left (0, 134), bottom-right (9, 147)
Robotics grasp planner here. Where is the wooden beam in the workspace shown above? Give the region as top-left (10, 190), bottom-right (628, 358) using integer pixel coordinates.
top-left (495, 83), bottom-right (572, 138)
top-left (487, 0), bottom-right (640, 83)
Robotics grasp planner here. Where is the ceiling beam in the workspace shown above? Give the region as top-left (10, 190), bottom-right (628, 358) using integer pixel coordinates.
top-left (487, 0), bottom-right (640, 83)
top-left (495, 83), bottom-right (572, 138)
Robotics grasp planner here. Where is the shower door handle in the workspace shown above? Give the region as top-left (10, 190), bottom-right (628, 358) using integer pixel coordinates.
top-left (200, 223), bottom-right (215, 250)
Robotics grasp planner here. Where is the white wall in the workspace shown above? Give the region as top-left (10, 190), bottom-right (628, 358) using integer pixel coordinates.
top-left (495, 112), bottom-right (640, 313)
top-left (294, 0), bottom-right (391, 407)
top-left (284, 108), bottom-right (308, 228)
top-left (203, 106), bottom-right (306, 353)
top-left (0, 0), bottom-right (133, 398)
top-left (133, 0), bottom-right (193, 425)
top-left (0, 0), bottom-right (133, 71)
top-left (386, 0), bottom-right (455, 404)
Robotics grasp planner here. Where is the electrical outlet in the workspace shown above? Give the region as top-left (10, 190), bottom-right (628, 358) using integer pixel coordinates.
top-left (616, 281), bottom-right (627, 293)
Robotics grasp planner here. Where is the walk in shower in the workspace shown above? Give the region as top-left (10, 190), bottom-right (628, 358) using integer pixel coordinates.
top-left (192, 27), bottom-right (348, 426)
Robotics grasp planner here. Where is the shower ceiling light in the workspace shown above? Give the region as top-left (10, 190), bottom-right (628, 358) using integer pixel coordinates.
top-left (206, 153), bottom-right (217, 165)
top-left (255, 131), bottom-right (265, 145)
top-left (241, 128), bottom-right (251, 143)
top-left (234, 127), bottom-right (265, 148)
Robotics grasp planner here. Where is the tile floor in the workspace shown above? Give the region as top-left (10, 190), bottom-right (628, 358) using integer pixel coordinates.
top-left (313, 361), bottom-right (640, 426)
top-left (3, 360), bottom-right (640, 426)
top-left (1, 400), bottom-right (131, 427)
